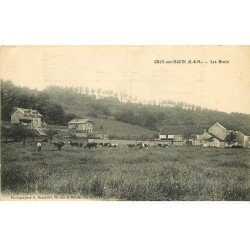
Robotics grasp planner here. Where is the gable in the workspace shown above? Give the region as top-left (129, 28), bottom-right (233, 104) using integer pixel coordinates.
top-left (11, 109), bottom-right (23, 117)
top-left (208, 123), bottom-right (228, 140)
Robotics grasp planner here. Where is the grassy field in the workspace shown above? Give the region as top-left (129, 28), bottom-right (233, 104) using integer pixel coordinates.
top-left (1, 142), bottom-right (249, 200)
top-left (89, 117), bottom-right (157, 139)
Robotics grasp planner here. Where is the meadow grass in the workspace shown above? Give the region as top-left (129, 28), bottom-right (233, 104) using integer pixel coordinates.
top-left (1, 142), bottom-right (249, 200)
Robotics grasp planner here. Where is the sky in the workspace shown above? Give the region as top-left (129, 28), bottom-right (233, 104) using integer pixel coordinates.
top-left (1, 46), bottom-right (250, 114)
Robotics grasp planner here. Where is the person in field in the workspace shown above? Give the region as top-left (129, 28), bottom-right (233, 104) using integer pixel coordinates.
top-left (37, 142), bottom-right (42, 152)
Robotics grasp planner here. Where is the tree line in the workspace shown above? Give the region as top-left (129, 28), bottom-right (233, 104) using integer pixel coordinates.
top-left (1, 80), bottom-right (250, 131)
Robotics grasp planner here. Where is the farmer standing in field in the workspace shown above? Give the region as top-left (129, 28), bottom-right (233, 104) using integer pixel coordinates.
top-left (37, 142), bottom-right (42, 153)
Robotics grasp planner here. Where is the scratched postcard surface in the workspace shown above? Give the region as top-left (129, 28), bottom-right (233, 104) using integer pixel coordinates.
top-left (0, 46), bottom-right (249, 201)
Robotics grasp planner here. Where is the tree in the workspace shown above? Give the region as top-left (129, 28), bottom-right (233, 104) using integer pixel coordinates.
top-left (225, 132), bottom-right (237, 147)
top-left (85, 87), bottom-right (89, 95)
top-left (45, 103), bottom-right (65, 125)
top-left (183, 132), bottom-right (195, 147)
top-left (46, 126), bottom-right (58, 144)
top-left (64, 113), bottom-right (78, 125)
top-left (91, 88), bottom-right (95, 96)
top-left (7, 124), bottom-right (36, 146)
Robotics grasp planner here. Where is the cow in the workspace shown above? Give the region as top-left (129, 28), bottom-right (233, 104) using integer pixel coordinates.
top-left (69, 141), bottom-right (83, 147)
top-left (136, 142), bottom-right (149, 149)
top-left (99, 142), bottom-right (118, 148)
top-left (53, 141), bottom-right (65, 151)
top-left (84, 142), bottom-right (98, 149)
top-left (127, 143), bottom-right (136, 148)
top-left (157, 143), bottom-right (167, 148)
top-left (69, 141), bottom-right (76, 147)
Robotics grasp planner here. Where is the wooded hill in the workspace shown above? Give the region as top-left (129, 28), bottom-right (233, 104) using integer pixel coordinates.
top-left (1, 80), bottom-right (250, 133)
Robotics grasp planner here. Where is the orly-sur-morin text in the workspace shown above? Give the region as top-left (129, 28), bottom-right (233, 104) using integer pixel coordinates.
top-left (154, 59), bottom-right (229, 64)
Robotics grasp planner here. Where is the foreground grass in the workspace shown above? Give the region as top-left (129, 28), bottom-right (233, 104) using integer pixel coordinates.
top-left (1, 142), bottom-right (249, 200)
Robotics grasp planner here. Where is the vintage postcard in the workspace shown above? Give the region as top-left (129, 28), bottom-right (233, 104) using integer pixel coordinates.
top-left (0, 46), bottom-right (249, 201)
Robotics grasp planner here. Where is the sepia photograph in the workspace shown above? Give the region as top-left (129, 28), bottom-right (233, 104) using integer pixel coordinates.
top-left (1, 46), bottom-right (249, 201)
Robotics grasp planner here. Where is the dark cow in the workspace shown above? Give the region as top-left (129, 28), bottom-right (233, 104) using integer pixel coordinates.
top-left (231, 145), bottom-right (243, 148)
top-left (53, 141), bottom-right (65, 151)
top-left (157, 143), bottom-right (168, 148)
top-left (127, 143), bottom-right (136, 148)
top-left (84, 142), bottom-right (98, 149)
top-left (69, 141), bottom-right (84, 147)
top-left (69, 141), bottom-right (76, 147)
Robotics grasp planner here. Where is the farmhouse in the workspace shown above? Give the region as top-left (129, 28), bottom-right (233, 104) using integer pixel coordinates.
top-left (68, 118), bottom-right (93, 133)
top-left (10, 107), bottom-right (43, 128)
top-left (200, 122), bottom-right (250, 148)
top-left (159, 123), bottom-right (250, 148)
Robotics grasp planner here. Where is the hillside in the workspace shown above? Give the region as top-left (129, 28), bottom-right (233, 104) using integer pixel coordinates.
top-left (89, 117), bottom-right (157, 139)
top-left (1, 80), bottom-right (250, 134)
top-left (43, 85), bottom-right (250, 130)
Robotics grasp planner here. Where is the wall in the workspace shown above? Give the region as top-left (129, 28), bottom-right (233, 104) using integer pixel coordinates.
top-left (31, 118), bottom-right (42, 127)
top-left (159, 135), bottom-right (167, 140)
top-left (68, 124), bottom-right (76, 130)
top-left (244, 136), bottom-right (250, 148)
top-left (11, 109), bottom-right (23, 124)
top-left (83, 122), bottom-right (93, 132)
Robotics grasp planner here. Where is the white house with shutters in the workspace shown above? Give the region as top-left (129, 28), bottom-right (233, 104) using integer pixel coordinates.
top-left (68, 118), bottom-right (93, 133)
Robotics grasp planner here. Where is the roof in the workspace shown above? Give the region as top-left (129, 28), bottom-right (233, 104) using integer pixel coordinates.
top-left (160, 123), bottom-right (250, 136)
top-left (68, 118), bottom-right (93, 124)
top-left (216, 123), bottom-right (250, 136)
top-left (10, 107), bottom-right (43, 117)
top-left (207, 132), bottom-right (225, 142)
top-left (239, 127), bottom-right (250, 136)
top-left (160, 125), bottom-right (211, 135)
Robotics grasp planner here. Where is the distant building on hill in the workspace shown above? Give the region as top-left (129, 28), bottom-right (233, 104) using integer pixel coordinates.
top-left (68, 118), bottom-right (93, 133)
top-left (10, 107), bottom-right (43, 128)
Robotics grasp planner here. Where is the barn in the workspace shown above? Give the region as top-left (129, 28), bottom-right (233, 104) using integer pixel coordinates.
top-left (159, 123), bottom-right (250, 148)
top-left (200, 122), bottom-right (250, 148)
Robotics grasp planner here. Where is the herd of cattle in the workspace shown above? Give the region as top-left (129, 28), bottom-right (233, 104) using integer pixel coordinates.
top-left (52, 141), bottom-right (118, 150)
top-left (51, 141), bottom-right (170, 150)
